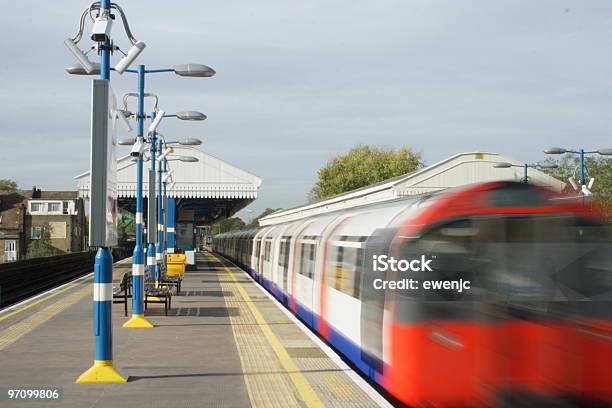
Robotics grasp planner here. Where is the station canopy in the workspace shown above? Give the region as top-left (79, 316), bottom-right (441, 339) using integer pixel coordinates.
top-left (260, 152), bottom-right (566, 226)
top-left (74, 146), bottom-right (262, 224)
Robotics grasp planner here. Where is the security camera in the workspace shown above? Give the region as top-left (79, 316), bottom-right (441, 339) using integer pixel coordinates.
top-left (91, 13), bottom-right (113, 42)
top-left (588, 177), bottom-right (595, 190)
top-left (130, 137), bottom-right (145, 157)
top-left (148, 109), bottom-right (165, 133)
top-left (64, 39), bottom-right (95, 73)
top-left (115, 41), bottom-right (146, 74)
top-left (568, 177), bottom-right (579, 191)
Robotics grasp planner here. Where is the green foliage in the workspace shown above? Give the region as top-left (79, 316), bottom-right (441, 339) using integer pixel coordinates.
top-left (117, 214), bottom-right (135, 241)
top-left (310, 145), bottom-right (424, 201)
top-left (247, 208), bottom-right (282, 228)
top-left (26, 222), bottom-right (57, 259)
top-left (210, 217), bottom-right (246, 236)
top-left (540, 154), bottom-right (612, 211)
top-left (0, 179), bottom-right (18, 192)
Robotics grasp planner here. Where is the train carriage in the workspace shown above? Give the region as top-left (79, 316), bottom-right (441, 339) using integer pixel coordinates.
top-left (213, 181), bottom-right (612, 407)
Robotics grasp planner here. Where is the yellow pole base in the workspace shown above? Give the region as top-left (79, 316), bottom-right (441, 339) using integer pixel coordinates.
top-left (122, 314), bottom-right (154, 329)
top-left (75, 360), bottom-right (127, 383)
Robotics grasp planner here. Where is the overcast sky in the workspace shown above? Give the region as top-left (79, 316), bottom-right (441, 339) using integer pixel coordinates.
top-left (1, 0), bottom-right (611, 219)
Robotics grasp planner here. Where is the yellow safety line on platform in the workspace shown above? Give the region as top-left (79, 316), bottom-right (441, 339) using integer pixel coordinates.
top-left (0, 285), bottom-right (91, 351)
top-left (212, 253), bottom-right (325, 408)
top-left (0, 278), bottom-right (88, 323)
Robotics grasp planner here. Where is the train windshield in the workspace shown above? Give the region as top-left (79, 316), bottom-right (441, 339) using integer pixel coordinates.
top-left (397, 213), bottom-right (612, 303)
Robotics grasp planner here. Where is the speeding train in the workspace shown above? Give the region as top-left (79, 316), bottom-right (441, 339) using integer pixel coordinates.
top-left (213, 181), bottom-right (611, 407)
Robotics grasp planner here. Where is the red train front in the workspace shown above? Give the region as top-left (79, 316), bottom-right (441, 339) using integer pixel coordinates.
top-left (385, 182), bottom-right (611, 406)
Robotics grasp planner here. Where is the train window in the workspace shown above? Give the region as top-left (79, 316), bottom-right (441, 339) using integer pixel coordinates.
top-left (298, 242), bottom-right (316, 279)
top-left (327, 241), bottom-right (364, 298)
top-left (278, 240), bottom-right (290, 269)
top-left (255, 239), bottom-right (261, 258)
top-left (263, 240), bottom-right (272, 261)
top-left (488, 184), bottom-right (547, 207)
top-left (398, 218), bottom-right (477, 302)
top-left (278, 239), bottom-right (290, 290)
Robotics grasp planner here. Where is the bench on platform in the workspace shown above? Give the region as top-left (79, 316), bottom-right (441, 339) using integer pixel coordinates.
top-left (113, 273), bottom-right (132, 317)
top-left (144, 277), bottom-right (172, 316)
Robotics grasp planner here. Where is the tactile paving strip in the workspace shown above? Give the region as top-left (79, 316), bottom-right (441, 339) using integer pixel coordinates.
top-left (210, 253), bottom-right (382, 408)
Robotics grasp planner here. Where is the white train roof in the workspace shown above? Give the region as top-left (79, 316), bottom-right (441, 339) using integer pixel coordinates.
top-left (74, 146), bottom-right (262, 199)
top-left (260, 152), bottom-right (565, 226)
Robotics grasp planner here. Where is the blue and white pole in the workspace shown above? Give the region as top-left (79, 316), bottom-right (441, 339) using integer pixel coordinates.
top-left (76, 0), bottom-right (126, 383)
top-left (123, 64), bottom-right (153, 329)
top-left (167, 198), bottom-right (176, 253)
top-left (155, 139), bottom-right (164, 284)
top-left (147, 122), bottom-right (157, 282)
top-left (162, 158), bottom-right (168, 253)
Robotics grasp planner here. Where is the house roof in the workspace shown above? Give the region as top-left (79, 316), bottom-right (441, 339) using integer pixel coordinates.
top-left (37, 191), bottom-right (79, 200)
top-left (0, 192), bottom-right (27, 232)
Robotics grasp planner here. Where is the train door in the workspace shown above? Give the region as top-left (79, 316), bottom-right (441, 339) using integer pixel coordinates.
top-left (258, 227), bottom-right (275, 285)
top-left (288, 220), bottom-right (314, 317)
top-left (270, 224), bottom-right (289, 300)
top-left (251, 229), bottom-right (266, 278)
top-left (314, 213), bottom-right (354, 337)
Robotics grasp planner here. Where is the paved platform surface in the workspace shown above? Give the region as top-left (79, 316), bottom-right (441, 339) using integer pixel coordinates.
top-left (0, 251), bottom-right (388, 408)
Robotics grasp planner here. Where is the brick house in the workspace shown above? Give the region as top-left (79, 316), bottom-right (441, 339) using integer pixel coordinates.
top-left (0, 191), bottom-right (28, 262)
top-left (0, 188), bottom-right (86, 262)
top-left (26, 189), bottom-right (86, 255)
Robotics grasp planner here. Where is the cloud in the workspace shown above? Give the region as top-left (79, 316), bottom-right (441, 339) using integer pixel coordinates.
top-left (1, 0), bottom-right (612, 216)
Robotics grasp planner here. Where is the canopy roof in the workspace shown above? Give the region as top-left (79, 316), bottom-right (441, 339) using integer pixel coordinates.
top-left (260, 152), bottom-right (565, 226)
top-left (74, 146), bottom-right (262, 200)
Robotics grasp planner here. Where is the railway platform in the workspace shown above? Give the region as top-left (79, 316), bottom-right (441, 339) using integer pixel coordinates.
top-left (0, 251), bottom-right (389, 408)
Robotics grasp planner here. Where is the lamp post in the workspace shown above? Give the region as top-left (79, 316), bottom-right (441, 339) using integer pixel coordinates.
top-left (493, 162), bottom-right (558, 184)
top-left (66, 0), bottom-right (146, 384)
top-left (102, 68), bottom-right (210, 326)
top-left (544, 147), bottom-right (612, 194)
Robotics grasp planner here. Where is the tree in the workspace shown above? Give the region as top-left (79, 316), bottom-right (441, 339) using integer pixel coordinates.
top-left (247, 208), bottom-right (282, 228)
top-left (0, 179), bottom-right (18, 192)
top-left (117, 214), bottom-right (135, 243)
top-left (210, 217), bottom-right (246, 236)
top-left (309, 145), bottom-right (424, 201)
top-left (26, 222), bottom-right (58, 259)
top-left (539, 154), bottom-right (612, 211)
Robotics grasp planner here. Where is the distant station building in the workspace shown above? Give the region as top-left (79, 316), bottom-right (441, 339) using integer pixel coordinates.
top-left (260, 152), bottom-right (565, 226)
top-left (0, 188), bottom-right (86, 262)
top-left (75, 146), bottom-right (262, 250)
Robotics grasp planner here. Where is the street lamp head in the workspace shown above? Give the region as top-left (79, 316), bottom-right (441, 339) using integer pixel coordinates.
top-left (66, 63), bottom-right (101, 75)
top-left (64, 39), bottom-right (95, 74)
top-left (538, 162), bottom-right (558, 169)
top-left (173, 64), bottom-right (216, 77)
top-left (178, 138), bottom-right (202, 146)
top-left (148, 109), bottom-right (165, 133)
top-left (118, 109), bottom-right (133, 119)
top-left (544, 147), bottom-right (567, 155)
top-left (118, 137), bottom-right (137, 146)
top-left (493, 162), bottom-right (513, 168)
top-left (115, 41), bottom-right (146, 74)
top-left (179, 155), bottom-right (198, 162)
top-left (597, 148), bottom-right (612, 156)
top-left (176, 111), bottom-right (207, 121)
